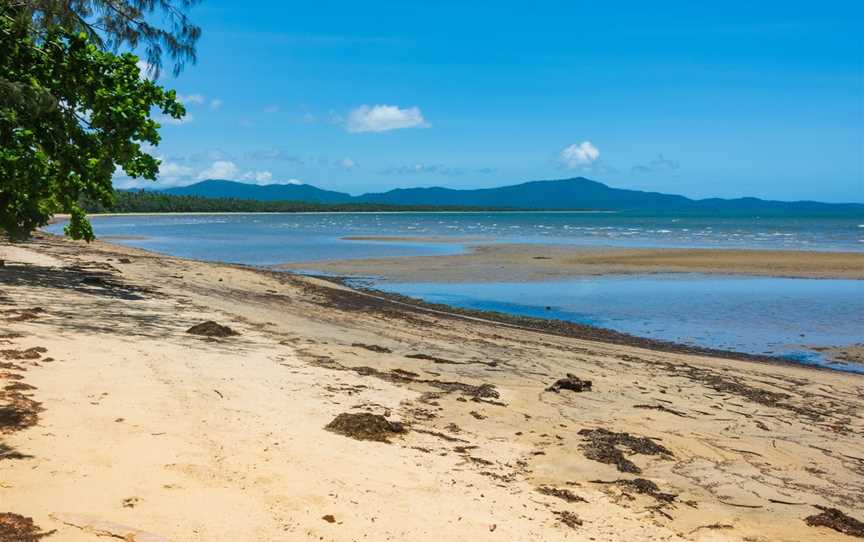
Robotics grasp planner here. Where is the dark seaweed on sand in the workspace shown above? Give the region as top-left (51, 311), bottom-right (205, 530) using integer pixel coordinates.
top-left (578, 428), bottom-right (672, 474)
top-left (325, 412), bottom-right (406, 443)
top-left (537, 486), bottom-right (586, 503)
top-left (0, 513), bottom-right (55, 542)
top-left (805, 506), bottom-right (864, 538)
top-left (186, 321), bottom-right (238, 337)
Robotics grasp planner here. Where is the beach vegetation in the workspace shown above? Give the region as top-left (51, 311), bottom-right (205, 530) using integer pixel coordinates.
top-left (81, 190), bottom-right (526, 214)
top-left (0, 1), bottom-right (199, 240)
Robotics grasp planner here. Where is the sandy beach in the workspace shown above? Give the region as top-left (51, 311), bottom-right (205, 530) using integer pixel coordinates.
top-left (280, 241), bottom-right (864, 282)
top-left (1, 233), bottom-right (863, 541)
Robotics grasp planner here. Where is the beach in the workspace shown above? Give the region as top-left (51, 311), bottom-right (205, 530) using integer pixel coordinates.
top-left (1, 233), bottom-right (863, 541)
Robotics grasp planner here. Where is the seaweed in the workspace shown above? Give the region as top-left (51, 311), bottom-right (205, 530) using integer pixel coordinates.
top-left (553, 510), bottom-right (582, 528)
top-left (546, 374), bottom-right (592, 393)
top-left (578, 428), bottom-right (672, 474)
top-left (352, 343), bottom-right (392, 353)
top-left (805, 506), bottom-right (864, 538)
top-left (537, 486), bottom-right (586, 503)
top-left (0, 513), bottom-right (55, 541)
top-left (186, 321), bottom-right (238, 337)
top-left (325, 412), bottom-right (406, 443)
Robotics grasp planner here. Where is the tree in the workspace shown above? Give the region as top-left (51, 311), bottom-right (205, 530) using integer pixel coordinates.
top-left (8, 0), bottom-right (201, 77)
top-left (0, 7), bottom-right (185, 240)
top-left (1, 0), bottom-right (200, 241)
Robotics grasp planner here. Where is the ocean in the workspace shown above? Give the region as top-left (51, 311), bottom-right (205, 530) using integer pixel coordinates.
top-left (46, 212), bottom-right (864, 371)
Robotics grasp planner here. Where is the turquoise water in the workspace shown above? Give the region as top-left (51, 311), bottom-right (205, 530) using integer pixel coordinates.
top-left (47, 212), bottom-right (864, 371)
top-left (370, 276), bottom-right (864, 373)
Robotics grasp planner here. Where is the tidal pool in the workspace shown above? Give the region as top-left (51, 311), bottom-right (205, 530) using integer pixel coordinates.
top-left (369, 275), bottom-right (864, 373)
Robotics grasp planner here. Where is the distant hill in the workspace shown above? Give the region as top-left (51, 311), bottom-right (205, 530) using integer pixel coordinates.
top-left (164, 179), bottom-right (352, 203)
top-left (160, 178), bottom-right (864, 216)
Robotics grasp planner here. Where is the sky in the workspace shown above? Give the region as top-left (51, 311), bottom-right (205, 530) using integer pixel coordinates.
top-left (118, 0), bottom-right (864, 202)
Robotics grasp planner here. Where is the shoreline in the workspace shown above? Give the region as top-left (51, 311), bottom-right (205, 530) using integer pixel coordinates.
top-left (307, 273), bottom-right (843, 371)
top-left (1, 234), bottom-right (863, 540)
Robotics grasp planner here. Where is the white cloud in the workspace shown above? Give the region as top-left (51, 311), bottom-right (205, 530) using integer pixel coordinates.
top-left (197, 160), bottom-right (238, 180)
top-left (264, 105), bottom-right (280, 114)
top-left (210, 99), bottom-right (223, 110)
top-left (345, 104), bottom-right (428, 133)
top-left (178, 94), bottom-right (205, 105)
top-left (159, 161), bottom-right (194, 179)
top-left (559, 141), bottom-right (600, 169)
top-left (113, 157), bottom-right (195, 188)
top-left (157, 113), bottom-right (194, 125)
top-left (340, 157), bottom-right (357, 170)
top-left (282, 178), bottom-right (303, 185)
top-left (241, 170), bottom-right (274, 184)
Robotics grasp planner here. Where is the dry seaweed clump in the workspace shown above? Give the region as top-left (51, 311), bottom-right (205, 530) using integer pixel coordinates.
top-left (537, 486), bottom-right (586, 503)
top-left (0, 513), bottom-right (55, 541)
top-left (3, 308), bottom-right (45, 322)
top-left (578, 428), bottom-right (672, 474)
top-left (0, 391), bottom-right (42, 434)
top-left (546, 374), bottom-right (592, 393)
top-left (325, 412), bottom-right (406, 443)
top-left (0, 347), bottom-right (46, 361)
top-left (186, 321), bottom-right (238, 337)
top-left (615, 478), bottom-right (677, 503)
top-left (351, 343), bottom-right (392, 353)
top-left (805, 506), bottom-right (864, 538)
top-left (553, 510), bottom-right (583, 529)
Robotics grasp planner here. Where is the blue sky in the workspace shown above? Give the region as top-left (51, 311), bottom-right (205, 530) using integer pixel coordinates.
top-left (120, 0), bottom-right (864, 202)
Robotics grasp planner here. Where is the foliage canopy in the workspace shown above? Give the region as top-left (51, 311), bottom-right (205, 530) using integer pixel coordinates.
top-left (0, 7), bottom-right (185, 240)
top-left (9, 0), bottom-right (201, 77)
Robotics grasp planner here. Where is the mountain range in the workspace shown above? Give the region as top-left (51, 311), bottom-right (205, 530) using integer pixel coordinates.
top-left (162, 178), bottom-right (864, 216)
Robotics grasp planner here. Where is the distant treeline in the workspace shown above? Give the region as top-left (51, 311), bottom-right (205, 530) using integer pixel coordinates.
top-left (82, 190), bottom-right (529, 213)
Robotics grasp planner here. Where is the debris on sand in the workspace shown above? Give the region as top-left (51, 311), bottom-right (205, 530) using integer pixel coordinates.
top-left (805, 506), bottom-right (864, 538)
top-left (592, 478), bottom-right (677, 503)
top-left (0, 389), bottom-right (42, 434)
top-left (432, 381), bottom-right (499, 399)
top-left (312, 358), bottom-right (500, 401)
top-left (0, 513), bottom-right (55, 541)
top-left (537, 486), bottom-right (586, 503)
top-left (0, 442), bottom-right (31, 461)
top-left (578, 428), bottom-right (672, 474)
top-left (186, 321), bottom-right (238, 337)
top-left (546, 374), bottom-right (592, 393)
top-left (3, 308), bottom-right (45, 322)
top-left (351, 343), bottom-right (392, 353)
top-left (406, 353), bottom-right (455, 364)
top-left (325, 412), bottom-right (406, 443)
top-left (0, 347), bottom-right (46, 361)
top-left (633, 404), bottom-right (689, 418)
top-left (553, 510), bottom-right (582, 528)
top-left (322, 514), bottom-right (336, 523)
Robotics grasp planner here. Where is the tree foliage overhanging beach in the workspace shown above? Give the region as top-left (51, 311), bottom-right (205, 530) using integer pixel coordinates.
top-left (0, 0), bottom-right (198, 241)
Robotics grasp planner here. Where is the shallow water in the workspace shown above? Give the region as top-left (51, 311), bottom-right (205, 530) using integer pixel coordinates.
top-left (47, 211), bottom-right (864, 263)
top-left (369, 275), bottom-right (864, 373)
top-left (46, 212), bottom-right (864, 371)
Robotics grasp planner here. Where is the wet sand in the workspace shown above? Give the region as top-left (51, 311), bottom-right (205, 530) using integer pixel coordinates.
top-left (279, 242), bottom-right (864, 281)
top-left (1, 233), bottom-right (863, 541)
